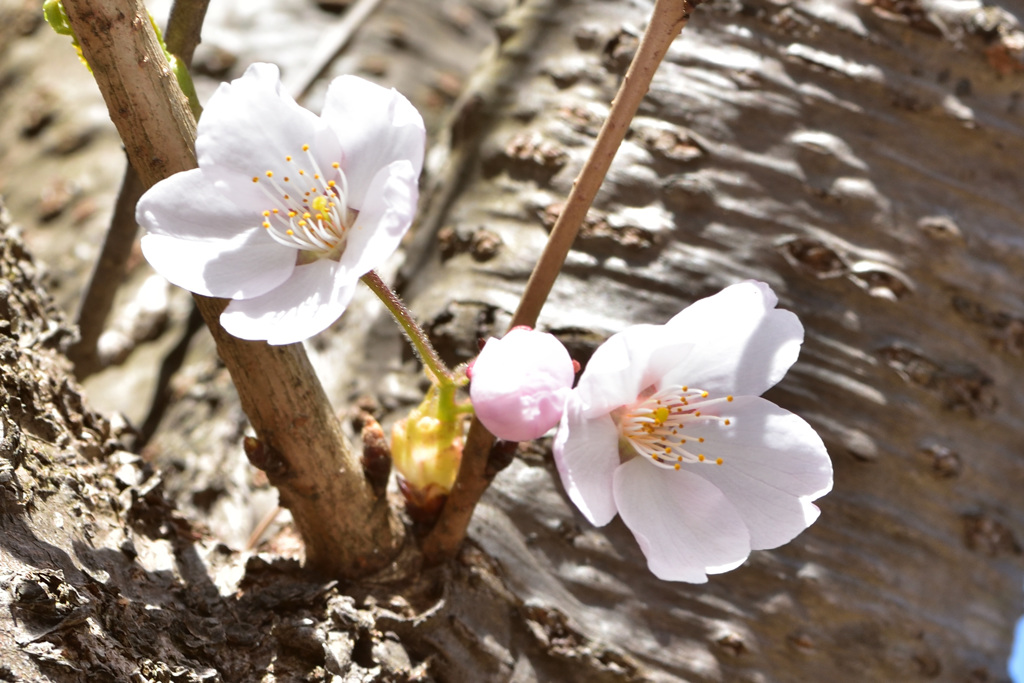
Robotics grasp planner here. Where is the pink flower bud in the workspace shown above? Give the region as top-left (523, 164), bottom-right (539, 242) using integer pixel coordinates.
top-left (470, 328), bottom-right (574, 441)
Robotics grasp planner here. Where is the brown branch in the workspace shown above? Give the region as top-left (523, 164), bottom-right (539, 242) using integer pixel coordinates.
top-left (165, 0), bottom-right (211, 67)
top-left (419, 0), bottom-right (702, 565)
top-left (62, 0), bottom-right (403, 577)
top-left (69, 162), bottom-right (145, 378)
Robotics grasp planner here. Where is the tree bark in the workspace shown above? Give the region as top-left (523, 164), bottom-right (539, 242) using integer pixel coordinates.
top-left (0, 0), bottom-right (1021, 680)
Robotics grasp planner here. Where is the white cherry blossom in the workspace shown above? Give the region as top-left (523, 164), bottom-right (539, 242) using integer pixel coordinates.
top-left (553, 281), bottom-right (833, 583)
top-left (136, 63), bottom-right (424, 344)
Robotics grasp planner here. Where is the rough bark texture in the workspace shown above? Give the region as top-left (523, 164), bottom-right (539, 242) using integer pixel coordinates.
top-left (0, 0), bottom-right (1022, 681)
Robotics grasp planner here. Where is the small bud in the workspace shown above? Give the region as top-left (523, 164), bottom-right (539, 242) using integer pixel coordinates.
top-left (391, 398), bottom-right (464, 522)
top-left (359, 414), bottom-right (391, 498)
top-left (470, 328), bottom-right (574, 441)
top-left (243, 436), bottom-right (288, 478)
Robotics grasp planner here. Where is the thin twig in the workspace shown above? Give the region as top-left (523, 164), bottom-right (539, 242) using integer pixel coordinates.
top-left (286, 0), bottom-right (387, 102)
top-left (247, 505), bottom-right (283, 550)
top-left (420, 0), bottom-right (703, 565)
top-left (69, 165), bottom-right (145, 378)
top-left (165, 0), bottom-right (211, 67)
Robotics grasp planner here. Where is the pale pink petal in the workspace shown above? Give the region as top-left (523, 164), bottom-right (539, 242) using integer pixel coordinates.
top-left (320, 76), bottom-right (425, 209)
top-left (660, 281), bottom-right (803, 397)
top-left (676, 396), bottom-right (832, 549)
top-left (219, 259), bottom-right (357, 345)
top-left (470, 329), bottom-right (574, 441)
top-left (553, 397), bottom-right (621, 526)
top-left (613, 459), bottom-right (752, 583)
top-left (141, 232), bottom-right (294, 299)
top-left (575, 323), bottom-right (693, 419)
top-left (196, 63), bottom-right (342, 210)
top-left (136, 169), bottom-right (255, 241)
top-left (338, 160), bottom-right (419, 275)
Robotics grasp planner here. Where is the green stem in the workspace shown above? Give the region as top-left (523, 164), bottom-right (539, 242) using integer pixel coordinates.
top-left (361, 270), bottom-right (455, 387)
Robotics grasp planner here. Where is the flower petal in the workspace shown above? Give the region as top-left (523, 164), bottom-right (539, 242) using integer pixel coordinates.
top-left (219, 258), bottom-right (357, 344)
top-left (575, 323), bottom-right (694, 419)
top-left (661, 281), bottom-right (803, 396)
top-left (339, 160), bottom-right (419, 276)
top-left (320, 75), bottom-right (425, 209)
top-left (681, 396), bottom-right (833, 550)
top-left (613, 459), bottom-right (752, 583)
top-left (470, 328), bottom-right (574, 441)
top-left (553, 396), bottom-right (621, 527)
top-left (136, 168), bottom-right (254, 241)
top-left (141, 231), bottom-right (295, 299)
top-left (196, 63), bottom-right (341, 210)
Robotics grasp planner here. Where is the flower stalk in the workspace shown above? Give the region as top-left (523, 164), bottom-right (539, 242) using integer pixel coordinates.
top-left (361, 270), bottom-right (455, 387)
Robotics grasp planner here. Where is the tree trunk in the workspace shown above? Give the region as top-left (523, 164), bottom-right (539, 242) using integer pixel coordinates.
top-left (0, 0), bottom-right (1020, 680)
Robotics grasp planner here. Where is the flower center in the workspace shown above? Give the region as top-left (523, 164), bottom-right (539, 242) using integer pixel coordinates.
top-left (250, 144), bottom-right (355, 259)
top-left (618, 385), bottom-right (734, 470)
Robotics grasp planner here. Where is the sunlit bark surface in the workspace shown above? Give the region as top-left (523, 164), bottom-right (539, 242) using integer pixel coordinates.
top-left (0, 0), bottom-right (1021, 680)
